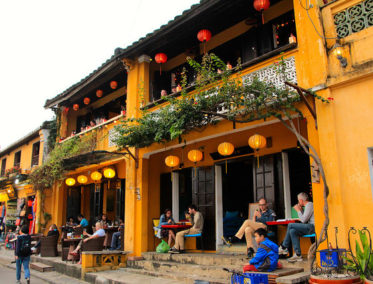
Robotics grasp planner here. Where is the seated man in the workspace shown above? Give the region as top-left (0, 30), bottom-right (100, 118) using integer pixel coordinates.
top-left (32, 224), bottom-right (59, 252)
top-left (74, 214), bottom-right (89, 230)
top-left (243, 228), bottom-right (279, 272)
top-left (70, 222), bottom-right (105, 255)
top-left (235, 198), bottom-right (276, 258)
top-left (278, 192), bottom-right (315, 262)
top-left (169, 204), bottom-right (203, 254)
top-left (110, 219), bottom-right (124, 250)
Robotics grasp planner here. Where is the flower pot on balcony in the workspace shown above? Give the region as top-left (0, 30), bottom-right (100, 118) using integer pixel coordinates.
top-left (365, 279), bottom-right (373, 284)
top-left (309, 275), bottom-right (362, 284)
top-left (9, 173), bottom-right (17, 179)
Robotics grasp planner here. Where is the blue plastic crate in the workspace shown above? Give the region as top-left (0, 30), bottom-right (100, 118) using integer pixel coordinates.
top-left (231, 272), bottom-right (268, 284)
top-left (319, 249), bottom-right (346, 268)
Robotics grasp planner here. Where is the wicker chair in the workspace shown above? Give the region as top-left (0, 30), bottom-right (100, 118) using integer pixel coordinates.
top-left (73, 227), bottom-right (83, 236)
top-left (81, 236), bottom-right (105, 252)
top-left (40, 235), bottom-right (58, 257)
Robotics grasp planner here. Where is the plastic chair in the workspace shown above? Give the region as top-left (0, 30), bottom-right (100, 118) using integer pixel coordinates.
top-left (184, 232), bottom-right (204, 251)
top-left (302, 233), bottom-right (316, 243)
top-left (152, 218), bottom-right (160, 249)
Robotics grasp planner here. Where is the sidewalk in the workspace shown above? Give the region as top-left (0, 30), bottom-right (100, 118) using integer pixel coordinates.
top-left (0, 247), bottom-right (185, 284)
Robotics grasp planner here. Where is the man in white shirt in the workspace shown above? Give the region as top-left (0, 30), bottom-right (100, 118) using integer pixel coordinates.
top-left (278, 192), bottom-right (315, 262)
top-left (71, 222), bottom-right (105, 254)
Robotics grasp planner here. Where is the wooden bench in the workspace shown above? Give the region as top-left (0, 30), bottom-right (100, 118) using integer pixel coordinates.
top-left (246, 268), bottom-right (304, 284)
top-left (81, 250), bottom-right (131, 279)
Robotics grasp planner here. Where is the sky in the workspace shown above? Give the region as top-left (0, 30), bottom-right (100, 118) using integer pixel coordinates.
top-left (0, 0), bottom-right (200, 150)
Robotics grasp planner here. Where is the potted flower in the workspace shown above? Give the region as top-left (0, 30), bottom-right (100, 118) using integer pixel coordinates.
top-left (344, 228), bottom-right (373, 284)
top-left (6, 166), bottom-right (21, 179)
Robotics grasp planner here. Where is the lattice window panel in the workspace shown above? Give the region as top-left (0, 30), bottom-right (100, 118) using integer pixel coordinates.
top-left (334, 0), bottom-right (373, 38)
top-left (242, 56), bottom-right (297, 88)
top-left (108, 128), bottom-right (120, 147)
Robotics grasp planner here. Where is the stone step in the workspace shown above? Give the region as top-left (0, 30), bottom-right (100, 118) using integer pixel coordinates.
top-left (127, 258), bottom-right (239, 281)
top-left (123, 267), bottom-right (227, 284)
top-left (276, 271), bottom-right (310, 283)
top-left (142, 252), bottom-right (248, 266)
top-left (30, 262), bottom-right (55, 272)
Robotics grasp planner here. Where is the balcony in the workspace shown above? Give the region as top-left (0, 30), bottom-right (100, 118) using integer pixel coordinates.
top-left (31, 155), bottom-right (39, 167)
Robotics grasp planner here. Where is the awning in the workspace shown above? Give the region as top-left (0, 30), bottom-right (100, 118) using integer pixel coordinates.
top-left (62, 151), bottom-right (126, 171)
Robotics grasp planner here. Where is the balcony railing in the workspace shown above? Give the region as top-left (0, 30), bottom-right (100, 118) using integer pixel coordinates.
top-left (60, 112), bottom-right (125, 147)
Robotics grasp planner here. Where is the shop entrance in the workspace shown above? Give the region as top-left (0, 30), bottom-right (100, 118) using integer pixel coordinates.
top-left (66, 187), bottom-right (81, 223)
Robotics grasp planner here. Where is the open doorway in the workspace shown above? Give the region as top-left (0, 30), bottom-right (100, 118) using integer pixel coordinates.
top-left (221, 158), bottom-right (254, 239)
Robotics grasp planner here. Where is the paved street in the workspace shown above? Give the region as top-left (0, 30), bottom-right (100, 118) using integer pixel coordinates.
top-left (0, 264), bottom-right (47, 284)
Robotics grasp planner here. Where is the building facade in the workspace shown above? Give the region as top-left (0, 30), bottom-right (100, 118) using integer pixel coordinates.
top-left (43, 0), bottom-right (373, 257)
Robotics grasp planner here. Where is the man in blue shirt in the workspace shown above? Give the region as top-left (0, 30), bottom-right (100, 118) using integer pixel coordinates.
top-left (235, 198), bottom-right (276, 258)
top-left (75, 214), bottom-right (88, 229)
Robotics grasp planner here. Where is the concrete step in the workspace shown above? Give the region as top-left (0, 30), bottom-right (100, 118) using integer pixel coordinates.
top-left (123, 267), bottom-right (227, 284)
top-left (128, 258), bottom-right (240, 281)
top-left (276, 271), bottom-right (310, 283)
top-left (30, 262), bottom-right (55, 272)
top-left (142, 252), bottom-right (248, 266)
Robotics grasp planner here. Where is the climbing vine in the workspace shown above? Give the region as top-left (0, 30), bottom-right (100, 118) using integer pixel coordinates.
top-left (114, 53), bottom-right (332, 268)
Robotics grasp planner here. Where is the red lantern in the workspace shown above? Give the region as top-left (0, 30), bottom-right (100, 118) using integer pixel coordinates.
top-left (73, 104), bottom-right (79, 111)
top-left (155, 53), bottom-right (168, 75)
top-left (253, 0), bottom-right (270, 24)
top-left (197, 29), bottom-right (212, 54)
top-left (83, 97), bottom-right (90, 105)
top-left (27, 200), bottom-right (33, 207)
top-left (110, 81), bottom-right (118, 89)
top-left (96, 89), bottom-right (103, 98)
top-left (63, 107), bottom-right (69, 114)
top-left (197, 29), bottom-right (212, 42)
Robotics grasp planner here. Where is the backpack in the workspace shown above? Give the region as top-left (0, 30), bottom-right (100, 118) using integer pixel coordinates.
top-left (18, 235), bottom-right (32, 257)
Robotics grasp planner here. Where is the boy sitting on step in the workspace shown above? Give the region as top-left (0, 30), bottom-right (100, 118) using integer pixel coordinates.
top-left (243, 228), bottom-right (281, 272)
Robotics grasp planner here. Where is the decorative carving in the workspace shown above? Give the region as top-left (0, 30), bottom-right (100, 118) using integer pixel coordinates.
top-left (242, 56), bottom-right (297, 88)
top-left (121, 58), bottom-right (134, 72)
top-left (108, 128), bottom-right (120, 147)
top-left (334, 0), bottom-right (373, 38)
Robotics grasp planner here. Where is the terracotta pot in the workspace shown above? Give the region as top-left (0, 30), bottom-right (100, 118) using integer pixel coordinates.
top-left (365, 279), bottom-right (373, 284)
top-left (310, 275), bottom-right (362, 284)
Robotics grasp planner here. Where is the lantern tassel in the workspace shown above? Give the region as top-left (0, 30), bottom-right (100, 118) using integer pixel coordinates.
top-left (225, 160), bottom-right (228, 174)
top-left (160, 64), bottom-right (162, 76)
top-left (261, 11), bottom-right (265, 25)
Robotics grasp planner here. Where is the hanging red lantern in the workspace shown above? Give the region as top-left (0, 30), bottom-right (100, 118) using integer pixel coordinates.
top-left (63, 107), bottom-right (69, 114)
top-left (110, 81), bottom-right (118, 89)
top-left (27, 200), bottom-right (33, 207)
top-left (197, 29), bottom-right (212, 54)
top-left (73, 104), bottom-right (79, 111)
top-left (155, 53), bottom-right (168, 75)
top-left (96, 89), bottom-right (103, 98)
top-left (83, 97), bottom-right (90, 105)
top-left (253, 0), bottom-right (270, 24)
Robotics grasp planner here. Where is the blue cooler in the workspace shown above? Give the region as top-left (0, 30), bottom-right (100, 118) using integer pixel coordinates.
top-left (319, 249), bottom-right (346, 268)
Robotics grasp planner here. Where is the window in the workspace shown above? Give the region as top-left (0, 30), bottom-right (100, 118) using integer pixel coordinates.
top-left (14, 151), bottom-right (21, 168)
top-left (31, 142), bottom-right (40, 166)
top-left (1, 158), bottom-right (6, 176)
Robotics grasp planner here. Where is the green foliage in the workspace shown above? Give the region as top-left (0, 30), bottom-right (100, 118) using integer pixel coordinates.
top-left (345, 230), bottom-right (373, 280)
top-left (114, 53), bottom-right (329, 149)
top-left (46, 116), bottom-right (58, 152)
top-left (29, 134), bottom-right (96, 191)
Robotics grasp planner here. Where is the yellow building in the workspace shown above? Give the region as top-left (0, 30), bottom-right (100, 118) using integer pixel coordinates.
top-left (0, 122), bottom-right (51, 233)
top-left (44, 0), bottom-right (373, 258)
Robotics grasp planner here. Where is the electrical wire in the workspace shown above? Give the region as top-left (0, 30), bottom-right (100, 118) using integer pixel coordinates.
top-left (298, 0), bottom-right (339, 40)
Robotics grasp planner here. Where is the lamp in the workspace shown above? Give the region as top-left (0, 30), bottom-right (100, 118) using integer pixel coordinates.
top-left (188, 149), bottom-right (203, 177)
top-left (248, 134), bottom-right (267, 168)
top-left (103, 168), bottom-right (116, 179)
top-left (332, 41), bottom-right (347, 68)
top-left (65, 178), bottom-right (76, 186)
top-left (77, 175), bottom-right (88, 184)
top-left (91, 171), bottom-right (102, 182)
top-left (218, 142), bottom-right (235, 173)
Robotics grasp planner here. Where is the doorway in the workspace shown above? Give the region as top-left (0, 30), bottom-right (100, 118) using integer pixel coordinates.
top-left (66, 187), bottom-right (81, 222)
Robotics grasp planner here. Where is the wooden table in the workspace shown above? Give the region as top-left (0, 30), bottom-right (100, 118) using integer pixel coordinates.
top-left (61, 238), bottom-right (82, 261)
top-left (161, 224), bottom-right (192, 230)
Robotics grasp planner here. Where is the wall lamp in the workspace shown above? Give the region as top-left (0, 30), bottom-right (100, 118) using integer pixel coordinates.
top-left (331, 40), bottom-right (347, 68)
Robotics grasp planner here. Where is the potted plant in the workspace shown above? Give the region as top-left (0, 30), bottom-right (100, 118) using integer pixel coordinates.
top-left (344, 228), bottom-right (373, 284)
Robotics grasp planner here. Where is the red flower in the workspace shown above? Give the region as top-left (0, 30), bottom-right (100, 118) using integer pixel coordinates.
top-left (327, 97), bottom-right (334, 101)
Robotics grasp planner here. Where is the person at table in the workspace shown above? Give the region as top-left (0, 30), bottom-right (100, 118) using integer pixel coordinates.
top-left (169, 204), bottom-right (203, 254)
top-left (156, 208), bottom-right (176, 246)
top-left (278, 192), bottom-right (315, 262)
top-left (70, 222), bottom-right (106, 255)
top-left (66, 217), bottom-right (77, 227)
top-left (99, 214), bottom-right (111, 228)
top-left (234, 198), bottom-right (276, 258)
top-left (110, 218), bottom-right (124, 250)
top-left (31, 224), bottom-right (60, 252)
top-left (74, 214), bottom-right (89, 230)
